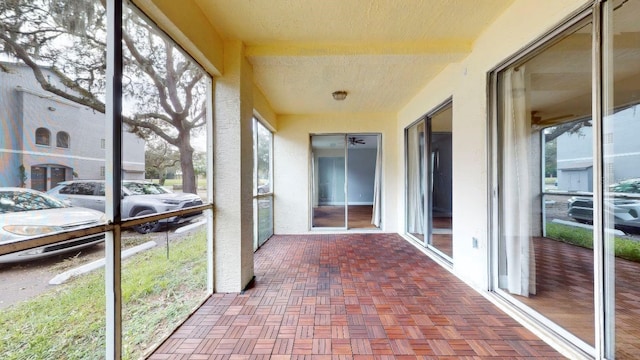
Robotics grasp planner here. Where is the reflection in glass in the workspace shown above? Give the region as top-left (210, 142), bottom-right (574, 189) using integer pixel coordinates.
top-left (429, 106), bottom-right (453, 259)
top-left (254, 120), bottom-right (273, 247)
top-left (35, 128), bottom-right (51, 146)
top-left (311, 135), bottom-right (347, 228)
top-left (56, 131), bottom-right (70, 148)
top-left (406, 122), bottom-right (425, 240)
top-left (608, 0), bottom-right (640, 357)
top-left (498, 21), bottom-right (595, 346)
top-left (257, 197), bottom-right (274, 246)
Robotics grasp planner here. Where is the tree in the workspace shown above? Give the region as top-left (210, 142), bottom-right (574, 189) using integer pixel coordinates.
top-left (255, 123), bottom-right (271, 186)
top-left (544, 138), bottom-right (557, 178)
top-left (544, 119), bottom-right (591, 143)
top-left (145, 141), bottom-right (180, 185)
top-left (0, 0), bottom-right (207, 193)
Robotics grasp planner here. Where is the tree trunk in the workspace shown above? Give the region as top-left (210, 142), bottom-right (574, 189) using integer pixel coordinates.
top-left (178, 140), bottom-right (196, 194)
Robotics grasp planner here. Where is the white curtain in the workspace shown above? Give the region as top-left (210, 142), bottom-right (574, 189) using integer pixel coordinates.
top-left (406, 122), bottom-right (425, 234)
top-left (371, 135), bottom-right (382, 227)
top-left (500, 66), bottom-right (536, 296)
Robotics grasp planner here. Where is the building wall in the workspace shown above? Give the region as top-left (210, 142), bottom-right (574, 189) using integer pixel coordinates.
top-left (347, 148), bottom-right (377, 205)
top-left (557, 106), bottom-right (640, 189)
top-left (0, 63), bottom-right (145, 190)
top-left (397, 0), bottom-right (590, 289)
top-left (0, 65), bottom-right (25, 187)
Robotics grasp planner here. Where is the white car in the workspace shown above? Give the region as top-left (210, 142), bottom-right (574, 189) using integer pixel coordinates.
top-left (0, 188), bottom-right (105, 263)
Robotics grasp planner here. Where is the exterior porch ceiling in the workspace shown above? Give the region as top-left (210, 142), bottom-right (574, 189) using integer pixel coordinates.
top-left (194, 0), bottom-right (515, 115)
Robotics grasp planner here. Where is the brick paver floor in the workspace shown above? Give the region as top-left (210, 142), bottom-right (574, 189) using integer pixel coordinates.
top-left (149, 233), bottom-right (565, 359)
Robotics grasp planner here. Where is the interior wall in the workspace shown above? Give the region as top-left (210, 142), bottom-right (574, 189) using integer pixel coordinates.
top-left (274, 113), bottom-right (397, 234)
top-left (397, 0), bottom-right (590, 289)
top-left (431, 133), bottom-right (452, 215)
top-left (314, 148), bottom-right (346, 206)
top-left (347, 148), bottom-right (377, 205)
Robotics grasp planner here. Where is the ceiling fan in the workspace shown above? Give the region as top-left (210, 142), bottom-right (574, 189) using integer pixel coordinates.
top-left (348, 137), bottom-right (365, 146)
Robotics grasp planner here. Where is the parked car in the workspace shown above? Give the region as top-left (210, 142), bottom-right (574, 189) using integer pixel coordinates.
top-left (47, 180), bottom-right (203, 234)
top-left (609, 178), bottom-right (640, 194)
top-left (568, 179), bottom-right (640, 233)
top-left (0, 187), bottom-right (105, 263)
top-left (257, 183), bottom-right (270, 194)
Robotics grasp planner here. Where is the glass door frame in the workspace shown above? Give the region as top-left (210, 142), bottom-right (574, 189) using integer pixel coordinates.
top-left (487, 2), bottom-right (618, 357)
top-left (309, 133), bottom-right (381, 230)
top-left (310, 133), bottom-right (348, 230)
top-left (253, 116), bottom-right (274, 250)
top-left (404, 98), bottom-right (453, 263)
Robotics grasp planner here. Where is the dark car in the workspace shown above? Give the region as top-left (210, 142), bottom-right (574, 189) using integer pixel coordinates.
top-left (568, 179), bottom-right (640, 233)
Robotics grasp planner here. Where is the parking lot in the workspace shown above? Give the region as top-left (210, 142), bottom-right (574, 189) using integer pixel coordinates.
top-left (0, 224), bottom-right (201, 309)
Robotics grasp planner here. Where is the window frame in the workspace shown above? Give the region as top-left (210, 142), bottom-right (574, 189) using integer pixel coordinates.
top-left (253, 116), bottom-right (274, 250)
top-left (0, 2), bottom-right (215, 358)
top-left (56, 131), bottom-right (70, 148)
top-left (35, 127), bottom-right (51, 146)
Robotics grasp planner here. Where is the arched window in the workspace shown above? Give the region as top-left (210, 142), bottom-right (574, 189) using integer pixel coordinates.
top-left (35, 127), bottom-right (50, 146)
top-left (56, 131), bottom-right (70, 148)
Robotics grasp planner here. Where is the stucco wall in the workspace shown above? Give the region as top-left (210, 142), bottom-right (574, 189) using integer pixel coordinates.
top-left (274, 113), bottom-right (397, 234)
top-left (213, 41), bottom-right (255, 292)
top-left (397, 0), bottom-right (590, 289)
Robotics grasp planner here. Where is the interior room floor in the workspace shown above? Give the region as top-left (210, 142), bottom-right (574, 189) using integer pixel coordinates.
top-left (515, 236), bottom-right (640, 358)
top-left (312, 205), bottom-right (377, 229)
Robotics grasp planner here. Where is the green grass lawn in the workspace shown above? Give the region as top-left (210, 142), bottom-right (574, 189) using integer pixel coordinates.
top-left (0, 229), bottom-right (209, 360)
top-left (257, 200), bottom-right (274, 245)
top-left (546, 222), bottom-right (640, 262)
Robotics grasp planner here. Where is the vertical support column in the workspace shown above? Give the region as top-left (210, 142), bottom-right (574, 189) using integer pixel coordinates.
top-left (214, 41), bottom-right (255, 292)
top-left (105, 0), bottom-right (123, 358)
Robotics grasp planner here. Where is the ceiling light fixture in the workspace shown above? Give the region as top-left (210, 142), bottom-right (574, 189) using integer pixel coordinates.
top-left (332, 90), bottom-right (347, 101)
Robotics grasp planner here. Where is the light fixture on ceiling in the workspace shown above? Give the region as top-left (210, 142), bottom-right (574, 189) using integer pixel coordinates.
top-left (332, 90), bottom-right (347, 101)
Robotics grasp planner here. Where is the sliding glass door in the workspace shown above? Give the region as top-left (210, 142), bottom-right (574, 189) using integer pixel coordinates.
top-left (311, 135), bottom-right (347, 229)
top-left (311, 134), bottom-right (381, 229)
top-left (492, 1), bottom-right (640, 357)
top-left (606, 1), bottom-right (640, 357)
top-left (405, 101), bottom-right (453, 261)
top-left (429, 106), bottom-right (453, 258)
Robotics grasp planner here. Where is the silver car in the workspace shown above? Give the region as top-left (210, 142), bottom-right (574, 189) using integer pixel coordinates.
top-left (0, 188), bottom-right (105, 263)
top-left (47, 180), bottom-right (203, 234)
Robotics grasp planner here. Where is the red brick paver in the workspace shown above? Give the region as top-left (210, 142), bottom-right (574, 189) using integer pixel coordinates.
top-left (149, 234), bottom-right (565, 359)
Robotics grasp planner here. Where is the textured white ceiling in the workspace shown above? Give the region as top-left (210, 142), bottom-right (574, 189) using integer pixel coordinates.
top-left (194, 0), bottom-right (515, 115)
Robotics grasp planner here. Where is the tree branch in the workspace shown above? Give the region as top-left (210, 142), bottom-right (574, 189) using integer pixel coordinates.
top-left (544, 119), bottom-right (592, 142)
top-left (122, 31), bottom-right (177, 119)
top-left (0, 29), bottom-right (106, 113)
top-left (127, 116), bottom-right (178, 145)
top-left (164, 44), bottom-right (184, 114)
